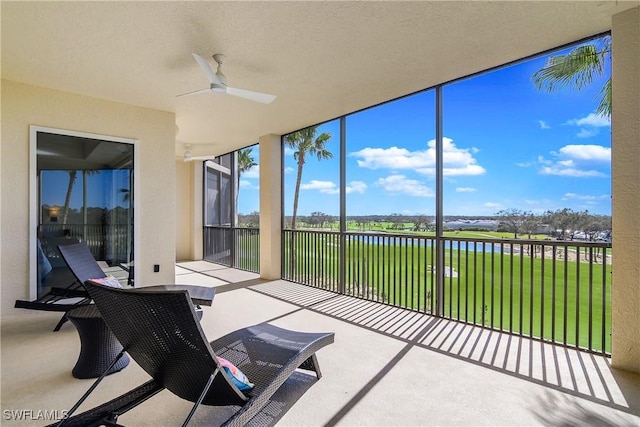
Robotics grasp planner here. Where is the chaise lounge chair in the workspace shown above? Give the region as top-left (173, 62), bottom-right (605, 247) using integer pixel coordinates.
top-left (17, 242), bottom-right (215, 331)
top-left (15, 239), bottom-right (95, 330)
top-left (54, 280), bottom-right (334, 427)
top-left (57, 242), bottom-right (215, 314)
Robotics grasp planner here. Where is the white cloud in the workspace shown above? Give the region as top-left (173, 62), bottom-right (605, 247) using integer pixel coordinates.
top-left (539, 120), bottom-right (551, 129)
top-left (538, 144), bottom-right (610, 177)
top-left (351, 146), bottom-right (428, 169)
top-left (456, 187), bottom-right (477, 192)
top-left (346, 181), bottom-right (367, 194)
top-left (577, 128), bottom-right (598, 138)
top-left (350, 137), bottom-right (485, 176)
top-left (298, 180), bottom-right (367, 195)
top-left (375, 175), bottom-right (434, 197)
top-left (242, 165), bottom-right (260, 178)
top-left (540, 165), bottom-right (606, 177)
top-left (284, 166), bottom-right (294, 174)
top-left (516, 161), bottom-right (536, 168)
top-left (484, 202), bottom-right (502, 208)
top-left (557, 159), bottom-right (574, 167)
top-left (566, 113), bottom-right (611, 138)
top-left (537, 155), bottom-right (552, 165)
top-left (283, 147), bottom-right (295, 156)
top-left (556, 145), bottom-right (610, 162)
top-left (300, 180), bottom-right (337, 194)
top-left (562, 192), bottom-right (610, 201)
top-left (566, 113), bottom-right (611, 127)
top-left (440, 164), bottom-right (486, 176)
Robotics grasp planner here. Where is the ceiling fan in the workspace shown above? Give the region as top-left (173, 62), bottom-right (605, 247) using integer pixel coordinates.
top-left (178, 53), bottom-right (277, 104)
top-left (182, 144), bottom-right (216, 162)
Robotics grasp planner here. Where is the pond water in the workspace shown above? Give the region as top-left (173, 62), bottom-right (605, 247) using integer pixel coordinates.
top-left (349, 235), bottom-right (519, 253)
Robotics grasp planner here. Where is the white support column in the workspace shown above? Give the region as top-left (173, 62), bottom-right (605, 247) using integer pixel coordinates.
top-left (192, 161), bottom-right (204, 260)
top-left (611, 6), bottom-right (640, 373)
top-left (175, 160), bottom-right (203, 261)
top-left (259, 134), bottom-right (282, 279)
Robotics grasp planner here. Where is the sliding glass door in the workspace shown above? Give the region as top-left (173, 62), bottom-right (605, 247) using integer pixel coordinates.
top-left (34, 128), bottom-right (134, 298)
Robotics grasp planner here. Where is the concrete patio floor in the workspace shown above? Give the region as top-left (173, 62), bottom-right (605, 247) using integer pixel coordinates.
top-left (2, 261), bottom-right (640, 426)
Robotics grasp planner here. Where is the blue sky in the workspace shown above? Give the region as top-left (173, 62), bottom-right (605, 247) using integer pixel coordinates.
top-left (238, 38), bottom-right (611, 218)
top-left (41, 170), bottom-right (131, 210)
top-left (41, 39), bottom-right (610, 220)
top-left (40, 39), bottom-right (611, 220)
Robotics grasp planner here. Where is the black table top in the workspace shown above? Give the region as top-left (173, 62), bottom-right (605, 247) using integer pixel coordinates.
top-left (68, 285), bottom-right (215, 319)
top-left (134, 284), bottom-right (215, 306)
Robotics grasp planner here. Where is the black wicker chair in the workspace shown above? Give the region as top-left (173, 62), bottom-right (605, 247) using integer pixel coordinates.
top-left (58, 243), bottom-right (215, 304)
top-left (47, 242), bottom-right (213, 331)
top-left (14, 238), bottom-right (91, 331)
top-left (55, 281), bottom-right (334, 427)
top-left (58, 242), bottom-right (124, 290)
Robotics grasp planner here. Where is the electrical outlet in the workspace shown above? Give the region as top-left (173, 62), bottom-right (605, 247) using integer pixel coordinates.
top-left (153, 264), bottom-right (160, 273)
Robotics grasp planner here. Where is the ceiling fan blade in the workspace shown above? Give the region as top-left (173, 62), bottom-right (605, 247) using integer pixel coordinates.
top-left (183, 155), bottom-right (217, 163)
top-left (226, 86), bottom-right (277, 104)
top-left (37, 148), bottom-right (63, 156)
top-left (192, 53), bottom-right (221, 85)
top-left (176, 87), bottom-right (212, 98)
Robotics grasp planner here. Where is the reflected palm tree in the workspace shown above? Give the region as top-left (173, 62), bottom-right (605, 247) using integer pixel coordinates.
top-left (119, 188), bottom-right (130, 204)
top-left (61, 170), bottom-right (78, 225)
top-left (62, 170), bottom-right (98, 225)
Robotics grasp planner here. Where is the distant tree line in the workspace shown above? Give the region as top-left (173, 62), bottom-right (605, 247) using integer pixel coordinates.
top-left (41, 204), bottom-right (130, 225)
top-left (239, 209), bottom-right (612, 242)
top-left (238, 211), bottom-right (260, 228)
top-left (495, 208), bottom-right (611, 241)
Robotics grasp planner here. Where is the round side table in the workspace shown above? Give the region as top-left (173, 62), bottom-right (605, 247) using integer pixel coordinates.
top-left (66, 304), bottom-right (130, 379)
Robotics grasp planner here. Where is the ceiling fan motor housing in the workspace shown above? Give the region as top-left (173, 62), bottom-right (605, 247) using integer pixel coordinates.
top-left (179, 52), bottom-right (276, 103)
top-left (211, 82), bottom-right (227, 93)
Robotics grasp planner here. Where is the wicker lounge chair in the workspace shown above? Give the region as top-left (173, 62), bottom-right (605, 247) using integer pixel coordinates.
top-left (54, 281), bottom-right (334, 427)
top-left (17, 242), bottom-right (215, 331)
top-left (58, 242), bottom-right (127, 290)
top-left (57, 242), bottom-right (215, 306)
top-left (14, 239), bottom-right (94, 331)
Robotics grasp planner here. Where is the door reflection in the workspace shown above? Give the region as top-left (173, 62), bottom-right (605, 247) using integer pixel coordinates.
top-left (36, 132), bottom-right (134, 297)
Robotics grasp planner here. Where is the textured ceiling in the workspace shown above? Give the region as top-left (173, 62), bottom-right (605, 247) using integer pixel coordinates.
top-left (2, 1), bottom-right (638, 158)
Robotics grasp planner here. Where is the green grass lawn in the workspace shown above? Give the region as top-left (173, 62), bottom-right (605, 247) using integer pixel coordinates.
top-left (283, 230), bottom-right (611, 353)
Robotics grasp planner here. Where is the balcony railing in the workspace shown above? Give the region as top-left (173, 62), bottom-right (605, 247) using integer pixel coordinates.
top-left (203, 226), bottom-right (260, 273)
top-left (282, 230), bottom-right (612, 355)
top-left (39, 222), bottom-right (132, 264)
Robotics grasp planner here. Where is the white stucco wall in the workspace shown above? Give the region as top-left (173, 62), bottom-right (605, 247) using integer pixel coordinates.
top-left (1, 80), bottom-right (177, 317)
top-left (611, 7), bottom-right (640, 373)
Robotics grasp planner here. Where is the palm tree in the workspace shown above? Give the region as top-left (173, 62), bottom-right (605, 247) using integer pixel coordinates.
top-left (284, 126), bottom-right (333, 229)
top-left (237, 148), bottom-right (257, 190)
top-left (235, 148), bottom-right (257, 226)
top-left (532, 35), bottom-right (611, 117)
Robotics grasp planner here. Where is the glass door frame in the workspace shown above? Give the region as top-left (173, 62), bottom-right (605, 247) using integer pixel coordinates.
top-left (29, 125), bottom-right (138, 299)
